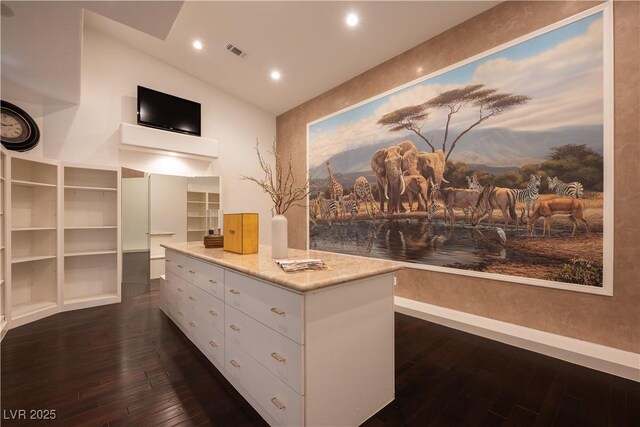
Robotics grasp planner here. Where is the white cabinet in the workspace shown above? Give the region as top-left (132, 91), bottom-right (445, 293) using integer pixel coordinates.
top-left (187, 177), bottom-right (220, 242)
top-left (62, 165), bottom-right (121, 309)
top-left (161, 248), bottom-right (395, 427)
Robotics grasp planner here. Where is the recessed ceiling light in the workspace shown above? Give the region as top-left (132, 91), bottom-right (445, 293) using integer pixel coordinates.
top-left (193, 40), bottom-right (203, 50)
top-left (270, 70), bottom-right (281, 81)
top-left (346, 13), bottom-right (359, 27)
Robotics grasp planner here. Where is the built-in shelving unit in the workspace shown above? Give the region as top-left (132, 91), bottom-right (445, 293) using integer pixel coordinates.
top-left (0, 150), bottom-right (6, 336)
top-left (63, 165), bottom-right (121, 310)
top-left (187, 190), bottom-right (221, 242)
top-left (9, 156), bottom-right (59, 326)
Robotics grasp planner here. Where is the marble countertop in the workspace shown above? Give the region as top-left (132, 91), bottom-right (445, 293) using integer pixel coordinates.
top-left (161, 242), bottom-right (403, 293)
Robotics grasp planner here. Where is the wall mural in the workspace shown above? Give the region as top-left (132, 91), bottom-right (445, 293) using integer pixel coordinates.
top-left (307, 6), bottom-right (613, 293)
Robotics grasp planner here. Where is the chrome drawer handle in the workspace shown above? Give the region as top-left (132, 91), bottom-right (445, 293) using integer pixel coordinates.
top-left (189, 321), bottom-right (196, 327)
top-left (189, 270), bottom-right (195, 274)
top-left (270, 352), bottom-right (286, 363)
top-left (177, 264), bottom-right (184, 268)
top-left (209, 310), bottom-right (217, 316)
top-left (229, 289), bottom-right (240, 295)
top-left (208, 279), bottom-right (217, 284)
top-left (177, 288), bottom-right (184, 292)
top-left (165, 259), bottom-right (171, 262)
top-left (271, 397), bottom-right (286, 411)
top-left (177, 311), bottom-right (183, 316)
top-left (230, 360), bottom-right (240, 368)
top-left (229, 324), bottom-right (240, 332)
top-left (189, 296), bottom-right (196, 301)
top-left (270, 307), bottom-right (285, 315)
top-left (209, 340), bottom-right (218, 347)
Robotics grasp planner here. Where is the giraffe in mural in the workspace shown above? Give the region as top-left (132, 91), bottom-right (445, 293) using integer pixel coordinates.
top-left (325, 161), bottom-right (344, 202)
top-left (353, 176), bottom-right (380, 219)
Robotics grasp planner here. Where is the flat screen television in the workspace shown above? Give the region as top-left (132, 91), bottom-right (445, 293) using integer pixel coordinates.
top-left (137, 86), bottom-right (201, 136)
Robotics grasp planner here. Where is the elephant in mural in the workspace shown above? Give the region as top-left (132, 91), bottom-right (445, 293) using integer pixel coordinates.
top-left (402, 174), bottom-right (430, 212)
top-left (416, 149), bottom-right (447, 188)
top-left (371, 145), bottom-right (406, 214)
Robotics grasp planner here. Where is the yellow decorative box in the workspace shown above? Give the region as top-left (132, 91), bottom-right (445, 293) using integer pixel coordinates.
top-left (223, 213), bottom-right (259, 254)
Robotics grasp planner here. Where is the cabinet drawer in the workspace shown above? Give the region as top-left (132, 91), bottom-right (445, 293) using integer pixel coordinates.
top-left (185, 313), bottom-right (225, 366)
top-left (226, 305), bottom-right (303, 394)
top-left (225, 340), bottom-right (303, 427)
top-left (173, 298), bottom-right (188, 330)
top-left (225, 271), bottom-right (304, 344)
top-left (165, 251), bottom-right (188, 279)
top-left (189, 258), bottom-right (225, 298)
top-left (187, 284), bottom-right (225, 334)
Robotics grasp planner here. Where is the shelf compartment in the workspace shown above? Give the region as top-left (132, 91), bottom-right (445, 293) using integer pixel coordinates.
top-left (187, 191), bottom-right (206, 203)
top-left (11, 258), bottom-right (57, 317)
top-left (64, 254), bottom-right (117, 301)
top-left (11, 228), bottom-right (56, 261)
top-left (11, 158), bottom-right (57, 186)
top-left (64, 166), bottom-right (117, 189)
top-left (12, 184), bottom-right (57, 228)
top-left (64, 228), bottom-right (116, 253)
top-left (64, 187), bottom-right (117, 227)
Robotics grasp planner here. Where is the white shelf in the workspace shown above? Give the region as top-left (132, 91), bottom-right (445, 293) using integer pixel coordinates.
top-left (12, 227), bottom-right (57, 231)
top-left (65, 225), bottom-right (117, 230)
top-left (64, 185), bottom-right (117, 192)
top-left (120, 122), bottom-right (219, 160)
top-left (64, 250), bottom-right (117, 258)
top-left (12, 255), bottom-right (57, 264)
top-left (188, 215), bottom-right (206, 218)
top-left (12, 179), bottom-right (56, 188)
top-left (188, 228), bottom-right (206, 232)
top-left (64, 293), bottom-right (118, 305)
top-left (11, 301), bottom-right (57, 319)
top-left (187, 201), bottom-right (206, 204)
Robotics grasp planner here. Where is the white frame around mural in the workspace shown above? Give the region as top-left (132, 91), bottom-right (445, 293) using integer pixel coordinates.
top-left (306, 3), bottom-right (614, 296)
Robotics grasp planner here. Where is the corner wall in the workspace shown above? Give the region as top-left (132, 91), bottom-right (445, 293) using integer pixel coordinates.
top-left (276, 1), bottom-right (640, 352)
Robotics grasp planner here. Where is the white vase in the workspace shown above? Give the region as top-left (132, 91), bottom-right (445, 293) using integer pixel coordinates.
top-left (271, 214), bottom-right (288, 259)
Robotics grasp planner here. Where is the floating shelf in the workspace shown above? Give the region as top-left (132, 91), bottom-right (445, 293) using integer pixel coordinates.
top-left (120, 123), bottom-right (218, 160)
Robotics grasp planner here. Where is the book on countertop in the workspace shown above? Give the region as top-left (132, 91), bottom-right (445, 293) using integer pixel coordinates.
top-left (275, 258), bottom-right (328, 273)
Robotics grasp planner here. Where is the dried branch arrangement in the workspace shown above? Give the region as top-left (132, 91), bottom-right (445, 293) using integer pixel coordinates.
top-left (241, 139), bottom-right (310, 216)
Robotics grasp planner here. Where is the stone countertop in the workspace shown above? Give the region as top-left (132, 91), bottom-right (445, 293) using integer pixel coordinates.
top-left (161, 242), bottom-right (403, 293)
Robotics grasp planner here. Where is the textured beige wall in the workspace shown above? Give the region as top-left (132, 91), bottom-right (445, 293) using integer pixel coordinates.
top-left (276, 1), bottom-right (640, 352)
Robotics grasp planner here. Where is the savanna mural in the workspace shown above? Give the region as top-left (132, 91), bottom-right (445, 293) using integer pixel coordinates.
top-left (308, 9), bottom-right (611, 291)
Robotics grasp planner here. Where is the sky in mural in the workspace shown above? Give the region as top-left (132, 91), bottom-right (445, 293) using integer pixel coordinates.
top-left (308, 13), bottom-right (604, 170)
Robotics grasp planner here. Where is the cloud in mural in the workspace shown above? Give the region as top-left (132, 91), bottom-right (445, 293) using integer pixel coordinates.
top-left (309, 16), bottom-right (604, 169)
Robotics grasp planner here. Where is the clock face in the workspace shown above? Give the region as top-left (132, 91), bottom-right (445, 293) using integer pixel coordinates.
top-left (0, 101), bottom-right (40, 151)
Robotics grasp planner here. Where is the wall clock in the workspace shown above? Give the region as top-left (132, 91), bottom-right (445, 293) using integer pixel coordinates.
top-left (1, 100), bottom-right (40, 151)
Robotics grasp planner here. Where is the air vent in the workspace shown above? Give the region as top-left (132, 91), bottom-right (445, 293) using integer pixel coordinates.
top-left (225, 44), bottom-right (246, 58)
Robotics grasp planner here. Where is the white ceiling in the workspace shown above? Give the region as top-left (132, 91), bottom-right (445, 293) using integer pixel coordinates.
top-left (2, 1), bottom-right (500, 114)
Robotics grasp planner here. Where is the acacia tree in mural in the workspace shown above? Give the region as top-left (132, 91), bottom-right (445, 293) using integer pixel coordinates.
top-left (378, 84), bottom-right (531, 161)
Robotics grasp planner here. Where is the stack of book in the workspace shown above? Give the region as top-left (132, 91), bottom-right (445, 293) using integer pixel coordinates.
top-left (275, 258), bottom-right (327, 273)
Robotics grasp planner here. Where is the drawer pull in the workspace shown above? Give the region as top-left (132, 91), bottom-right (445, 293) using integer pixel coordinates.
top-left (229, 324), bottom-right (240, 332)
top-left (165, 259), bottom-right (171, 262)
top-left (229, 289), bottom-right (240, 295)
top-left (230, 360), bottom-right (240, 368)
top-left (177, 311), bottom-right (183, 316)
top-left (177, 264), bottom-right (184, 268)
top-left (270, 307), bottom-right (286, 315)
top-left (208, 310), bottom-right (218, 316)
top-left (209, 340), bottom-right (218, 347)
top-left (271, 397), bottom-right (286, 411)
top-left (270, 352), bottom-right (286, 363)
top-left (189, 270), bottom-right (195, 274)
top-left (177, 288), bottom-right (184, 292)
top-left (208, 279), bottom-right (217, 284)
top-left (189, 321), bottom-right (196, 327)
top-left (189, 296), bottom-right (196, 301)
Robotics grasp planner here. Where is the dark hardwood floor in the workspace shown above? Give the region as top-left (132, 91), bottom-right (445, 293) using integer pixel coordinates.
top-left (2, 281), bottom-right (638, 426)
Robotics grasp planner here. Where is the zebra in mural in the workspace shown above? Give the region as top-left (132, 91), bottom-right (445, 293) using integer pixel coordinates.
top-left (341, 193), bottom-right (359, 220)
top-left (547, 176), bottom-right (584, 199)
top-left (511, 174), bottom-right (541, 216)
top-left (353, 176), bottom-right (380, 219)
top-left (463, 174), bottom-right (484, 222)
top-left (317, 194), bottom-right (339, 225)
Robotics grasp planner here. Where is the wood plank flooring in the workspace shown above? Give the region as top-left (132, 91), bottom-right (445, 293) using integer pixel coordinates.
top-left (2, 281), bottom-right (638, 426)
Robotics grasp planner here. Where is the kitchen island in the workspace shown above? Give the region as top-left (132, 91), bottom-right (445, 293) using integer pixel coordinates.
top-left (161, 242), bottom-right (402, 427)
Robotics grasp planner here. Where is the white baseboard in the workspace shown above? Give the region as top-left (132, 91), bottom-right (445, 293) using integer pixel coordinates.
top-left (394, 297), bottom-right (640, 382)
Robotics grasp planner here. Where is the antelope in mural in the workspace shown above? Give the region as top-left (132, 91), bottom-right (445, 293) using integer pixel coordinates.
top-left (521, 198), bottom-right (589, 237)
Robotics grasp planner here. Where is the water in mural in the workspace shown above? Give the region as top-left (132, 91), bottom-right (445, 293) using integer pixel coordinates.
top-left (308, 11), bottom-right (609, 289)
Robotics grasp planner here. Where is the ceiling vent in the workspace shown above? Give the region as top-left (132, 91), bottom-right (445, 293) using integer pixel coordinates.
top-left (225, 44), bottom-right (246, 58)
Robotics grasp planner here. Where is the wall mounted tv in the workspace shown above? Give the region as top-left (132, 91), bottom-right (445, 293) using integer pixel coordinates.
top-left (137, 86), bottom-right (201, 136)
